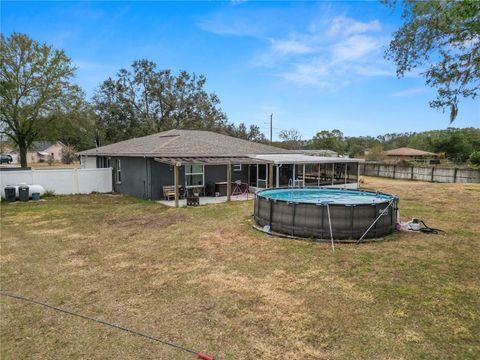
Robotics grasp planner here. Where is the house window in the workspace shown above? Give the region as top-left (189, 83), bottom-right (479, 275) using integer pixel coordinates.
top-left (185, 164), bottom-right (204, 188)
top-left (116, 159), bottom-right (122, 184)
top-left (233, 164), bottom-right (242, 172)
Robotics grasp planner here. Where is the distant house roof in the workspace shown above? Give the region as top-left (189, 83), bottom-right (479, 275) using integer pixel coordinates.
top-left (383, 147), bottom-right (438, 157)
top-left (78, 129), bottom-right (292, 157)
top-left (289, 149), bottom-right (338, 157)
top-left (32, 141), bottom-right (55, 152)
top-left (31, 141), bottom-right (64, 152)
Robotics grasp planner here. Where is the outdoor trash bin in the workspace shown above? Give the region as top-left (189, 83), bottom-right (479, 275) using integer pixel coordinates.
top-left (19, 185), bottom-right (29, 202)
top-left (4, 186), bottom-right (16, 202)
top-left (31, 192), bottom-right (40, 201)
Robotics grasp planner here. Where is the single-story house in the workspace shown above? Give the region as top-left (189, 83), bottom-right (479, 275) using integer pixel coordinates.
top-left (383, 147), bottom-right (439, 162)
top-left (78, 129), bottom-right (362, 206)
top-left (28, 141), bottom-right (66, 163)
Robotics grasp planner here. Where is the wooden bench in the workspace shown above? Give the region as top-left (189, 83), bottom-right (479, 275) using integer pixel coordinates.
top-left (163, 185), bottom-right (181, 200)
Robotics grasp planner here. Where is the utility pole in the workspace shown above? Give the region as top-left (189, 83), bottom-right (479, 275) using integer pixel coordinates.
top-left (270, 113), bottom-right (273, 143)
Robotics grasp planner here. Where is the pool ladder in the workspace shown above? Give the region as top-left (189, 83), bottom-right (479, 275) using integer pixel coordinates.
top-left (288, 178), bottom-right (302, 188)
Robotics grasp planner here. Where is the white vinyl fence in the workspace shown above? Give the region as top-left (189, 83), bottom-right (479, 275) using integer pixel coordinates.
top-left (0, 168), bottom-right (112, 195)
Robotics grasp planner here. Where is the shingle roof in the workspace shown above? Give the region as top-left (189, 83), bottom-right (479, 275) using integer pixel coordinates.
top-left (78, 129), bottom-right (292, 157)
top-left (383, 147), bottom-right (438, 156)
top-left (32, 141), bottom-right (55, 152)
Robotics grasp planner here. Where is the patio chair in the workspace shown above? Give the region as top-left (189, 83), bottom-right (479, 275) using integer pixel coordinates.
top-left (232, 180), bottom-right (243, 195)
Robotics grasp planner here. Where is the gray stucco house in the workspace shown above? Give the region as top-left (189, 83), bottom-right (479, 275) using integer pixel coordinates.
top-left (78, 129), bottom-right (361, 203)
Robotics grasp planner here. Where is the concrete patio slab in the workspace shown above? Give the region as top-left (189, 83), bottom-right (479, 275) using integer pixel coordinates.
top-left (157, 193), bottom-right (253, 207)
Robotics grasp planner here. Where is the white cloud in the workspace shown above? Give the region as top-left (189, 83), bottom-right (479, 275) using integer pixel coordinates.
top-left (278, 60), bottom-right (331, 87)
top-left (200, 10), bottom-right (391, 90)
top-left (270, 39), bottom-right (314, 55)
top-left (392, 87), bottom-right (428, 97)
top-left (332, 35), bottom-right (381, 62)
top-left (328, 16), bottom-right (381, 37)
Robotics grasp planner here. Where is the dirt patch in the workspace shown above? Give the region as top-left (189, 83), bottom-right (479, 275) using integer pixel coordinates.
top-left (104, 211), bottom-right (185, 229)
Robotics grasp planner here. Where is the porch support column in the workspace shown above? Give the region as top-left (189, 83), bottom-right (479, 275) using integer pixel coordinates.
top-left (332, 163), bottom-right (335, 185)
top-left (357, 162), bottom-right (360, 188)
top-left (174, 163), bottom-right (180, 208)
top-left (303, 164), bottom-right (306, 187)
top-left (227, 162), bottom-right (232, 202)
top-left (276, 165), bottom-right (280, 188)
top-left (318, 163), bottom-right (321, 187)
top-left (268, 163), bottom-right (274, 188)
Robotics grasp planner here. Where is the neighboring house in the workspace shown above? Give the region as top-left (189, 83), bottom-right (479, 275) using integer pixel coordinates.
top-left (383, 147), bottom-right (439, 162)
top-left (27, 141), bottom-right (66, 163)
top-left (78, 129), bottom-right (362, 203)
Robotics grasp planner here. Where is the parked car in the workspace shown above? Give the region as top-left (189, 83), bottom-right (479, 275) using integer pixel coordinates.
top-left (0, 154), bottom-right (13, 164)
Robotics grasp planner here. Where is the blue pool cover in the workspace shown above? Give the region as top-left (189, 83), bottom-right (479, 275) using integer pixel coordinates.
top-left (258, 188), bottom-right (397, 205)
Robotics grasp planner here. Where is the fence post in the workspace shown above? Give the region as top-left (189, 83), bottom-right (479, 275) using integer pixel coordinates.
top-left (74, 168), bottom-right (79, 193)
top-left (393, 165), bottom-right (396, 179)
top-left (431, 167), bottom-right (435, 182)
top-left (411, 166), bottom-right (414, 180)
top-left (453, 167), bottom-right (458, 183)
top-left (377, 164), bottom-right (380, 177)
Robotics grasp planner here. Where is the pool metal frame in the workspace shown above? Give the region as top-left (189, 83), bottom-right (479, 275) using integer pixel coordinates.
top-left (254, 187), bottom-right (399, 242)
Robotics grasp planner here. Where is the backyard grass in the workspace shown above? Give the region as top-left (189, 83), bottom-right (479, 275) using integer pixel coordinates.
top-left (1, 177), bottom-right (479, 359)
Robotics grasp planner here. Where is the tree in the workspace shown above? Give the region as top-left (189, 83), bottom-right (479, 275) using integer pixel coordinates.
top-left (431, 129), bottom-right (473, 163)
top-left (94, 60), bottom-right (228, 144)
top-left (348, 144), bottom-right (365, 158)
top-left (278, 128), bottom-right (303, 150)
top-left (60, 144), bottom-right (77, 164)
top-left (245, 124), bottom-right (266, 142)
top-left (469, 150), bottom-right (480, 166)
top-left (43, 101), bottom-right (97, 151)
top-left (311, 129), bottom-right (346, 154)
top-left (0, 33), bottom-right (82, 167)
top-left (365, 144), bottom-right (385, 161)
top-left (385, 1), bottom-right (480, 122)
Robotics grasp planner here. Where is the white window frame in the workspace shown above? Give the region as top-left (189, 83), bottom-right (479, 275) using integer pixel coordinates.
top-left (185, 164), bottom-right (205, 188)
top-left (116, 159), bottom-right (122, 184)
top-left (233, 164), bottom-right (242, 172)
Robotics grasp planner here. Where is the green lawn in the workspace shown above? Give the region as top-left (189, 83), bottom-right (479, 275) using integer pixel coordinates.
top-left (1, 177), bottom-right (479, 359)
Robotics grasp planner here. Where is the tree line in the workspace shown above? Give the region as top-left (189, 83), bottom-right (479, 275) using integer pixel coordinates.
top-left (274, 127), bottom-right (480, 165)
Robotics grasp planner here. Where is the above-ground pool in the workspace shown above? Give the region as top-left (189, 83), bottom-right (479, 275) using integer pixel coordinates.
top-left (254, 188), bottom-right (399, 242)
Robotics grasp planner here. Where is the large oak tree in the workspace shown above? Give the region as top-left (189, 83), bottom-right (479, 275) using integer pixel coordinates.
top-left (0, 33), bottom-right (82, 166)
top-left (93, 59), bottom-right (229, 144)
top-left (386, 0), bottom-right (480, 122)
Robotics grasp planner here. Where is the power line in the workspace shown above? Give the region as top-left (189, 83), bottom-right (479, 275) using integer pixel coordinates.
top-left (0, 292), bottom-right (216, 360)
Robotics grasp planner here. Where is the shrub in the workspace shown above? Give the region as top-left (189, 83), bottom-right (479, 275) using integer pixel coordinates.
top-left (469, 150), bottom-right (480, 166)
top-left (61, 145), bottom-right (77, 164)
top-left (42, 190), bottom-right (55, 197)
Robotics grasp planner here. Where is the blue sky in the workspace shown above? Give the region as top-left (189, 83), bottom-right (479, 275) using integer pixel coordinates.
top-left (2, 1), bottom-right (479, 139)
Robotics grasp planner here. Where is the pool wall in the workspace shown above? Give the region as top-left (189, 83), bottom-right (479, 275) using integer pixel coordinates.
top-left (254, 188), bottom-right (398, 241)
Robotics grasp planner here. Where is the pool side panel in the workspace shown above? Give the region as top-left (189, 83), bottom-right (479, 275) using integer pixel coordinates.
top-left (254, 192), bottom-right (398, 241)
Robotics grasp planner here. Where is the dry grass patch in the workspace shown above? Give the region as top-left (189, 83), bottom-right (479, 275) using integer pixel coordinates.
top-left (1, 179), bottom-right (479, 359)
